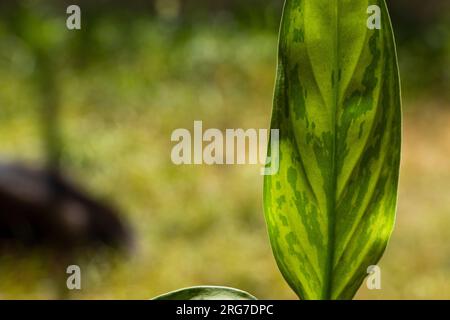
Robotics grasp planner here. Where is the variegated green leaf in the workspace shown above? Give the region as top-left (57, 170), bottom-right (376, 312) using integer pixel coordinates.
top-left (264, 0), bottom-right (401, 300)
top-left (152, 286), bottom-right (257, 300)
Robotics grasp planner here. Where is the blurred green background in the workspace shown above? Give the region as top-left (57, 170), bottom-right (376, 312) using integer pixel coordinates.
top-left (0, 0), bottom-right (449, 299)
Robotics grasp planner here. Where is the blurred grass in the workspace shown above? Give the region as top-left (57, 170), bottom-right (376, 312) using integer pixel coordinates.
top-left (0, 1), bottom-right (449, 299)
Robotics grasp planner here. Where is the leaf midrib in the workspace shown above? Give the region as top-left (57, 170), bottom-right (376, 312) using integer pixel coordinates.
top-left (324, 0), bottom-right (340, 300)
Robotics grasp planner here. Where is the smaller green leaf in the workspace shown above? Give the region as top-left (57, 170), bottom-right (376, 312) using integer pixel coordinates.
top-left (152, 286), bottom-right (257, 300)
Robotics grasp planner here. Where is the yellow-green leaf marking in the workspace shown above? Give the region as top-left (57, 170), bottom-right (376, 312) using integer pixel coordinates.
top-left (264, 0), bottom-right (401, 300)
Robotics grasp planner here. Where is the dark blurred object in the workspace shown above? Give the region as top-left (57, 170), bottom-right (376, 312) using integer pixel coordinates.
top-left (390, 0), bottom-right (448, 24)
top-left (389, 0), bottom-right (450, 98)
top-left (0, 162), bottom-right (132, 251)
